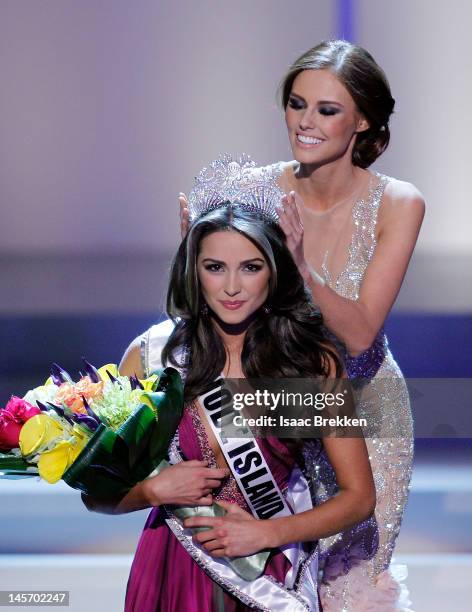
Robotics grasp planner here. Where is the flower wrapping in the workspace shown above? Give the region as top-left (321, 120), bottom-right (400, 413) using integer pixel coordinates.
top-left (0, 361), bottom-right (184, 503)
top-left (63, 368), bottom-right (184, 501)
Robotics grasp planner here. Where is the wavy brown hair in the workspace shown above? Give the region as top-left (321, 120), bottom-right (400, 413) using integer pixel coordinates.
top-left (279, 39), bottom-right (395, 168)
top-left (162, 204), bottom-right (343, 404)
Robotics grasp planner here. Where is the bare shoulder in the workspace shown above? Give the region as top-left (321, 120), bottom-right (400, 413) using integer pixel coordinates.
top-left (383, 176), bottom-right (426, 213)
top-left (378, 176), bottom-right (426, 232)
top-left (119, 334), bottom-right (144, 378)
top-left (120, 319), bottom-right (176, 378)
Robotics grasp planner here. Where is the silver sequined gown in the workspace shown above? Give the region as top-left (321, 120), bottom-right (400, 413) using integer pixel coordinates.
top-left (273, 164), bottom-right (414, 611)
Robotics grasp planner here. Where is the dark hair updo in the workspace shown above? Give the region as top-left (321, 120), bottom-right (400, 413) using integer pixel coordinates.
top-left (279, 39), bottom-right (395, 168)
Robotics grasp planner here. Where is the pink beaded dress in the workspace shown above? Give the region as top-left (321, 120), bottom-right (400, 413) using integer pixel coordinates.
top-left (125, 327), bottom-right (323, 611)
top-left (125, 399), bottom-right (297, 611)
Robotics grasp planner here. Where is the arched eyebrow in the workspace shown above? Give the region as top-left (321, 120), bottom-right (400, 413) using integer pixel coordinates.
top-left (200, 257), bottom-right (266, 265)
top-left (289, 92), bottom-right (344, 107)
top-left (240, 258), bottom-right (265, 265)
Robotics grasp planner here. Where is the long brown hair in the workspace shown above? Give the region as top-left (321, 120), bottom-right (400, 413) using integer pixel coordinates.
top-left (162, 204), bottom-right (343, 404)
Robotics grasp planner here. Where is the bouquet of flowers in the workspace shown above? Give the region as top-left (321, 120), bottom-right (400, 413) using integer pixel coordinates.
top-left (0, 361), bottom-right (269, 581)
top-left (0, 360), bottom-right (183, 502)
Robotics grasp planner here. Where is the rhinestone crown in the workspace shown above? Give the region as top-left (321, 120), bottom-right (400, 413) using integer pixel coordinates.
top-left (187, 153), bottom-right (282, 223)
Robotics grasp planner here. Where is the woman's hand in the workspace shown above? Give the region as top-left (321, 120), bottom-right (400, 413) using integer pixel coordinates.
top-left (143, 460), bottom-right (229, 507)
top-left (184, 500), bottom-right (272, 557)
top-left (277, 191), bottom-right (327, 287)
top-left (276, 191), bottom-right (310, 281)
top-left (178, 193), bottom-right (190, 238)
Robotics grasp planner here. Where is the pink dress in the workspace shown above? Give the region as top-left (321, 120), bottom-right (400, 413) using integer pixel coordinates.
top-left (125, 401), bottom-right (298, 611)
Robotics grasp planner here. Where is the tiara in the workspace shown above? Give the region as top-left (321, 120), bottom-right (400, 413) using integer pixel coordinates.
top-left (187, 153), bottom-right (284, 223)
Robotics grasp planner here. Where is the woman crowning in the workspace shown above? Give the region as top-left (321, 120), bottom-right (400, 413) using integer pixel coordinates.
top-left (83, 40), bottom-right (423, 611)
top-left (176, 40), bottom-right (424, 609)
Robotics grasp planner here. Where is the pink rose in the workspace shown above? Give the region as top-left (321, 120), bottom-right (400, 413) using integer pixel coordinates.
top-left (0, 410), bottom-right (22, 451)
top-left (4, 396), bottom-right (41, 423)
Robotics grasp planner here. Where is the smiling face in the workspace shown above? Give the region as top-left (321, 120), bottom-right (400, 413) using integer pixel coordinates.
top-left (285, 69), bottom-right (369, 167)
top-left (197, 229), bottom-right (271, 325)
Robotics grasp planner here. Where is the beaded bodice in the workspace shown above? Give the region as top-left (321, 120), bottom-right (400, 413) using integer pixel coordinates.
top-left (322, 173), bottom-right (391, 379)
top-left (185, 400), bottom-right (249, 510)
top-left (319, 173), bottom-right (389, 301)
top-left (270, 163), bottom-right (391, 379)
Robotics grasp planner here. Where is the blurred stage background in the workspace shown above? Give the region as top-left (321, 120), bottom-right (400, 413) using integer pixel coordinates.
top-left (0, 1), bottom-right (471, 610)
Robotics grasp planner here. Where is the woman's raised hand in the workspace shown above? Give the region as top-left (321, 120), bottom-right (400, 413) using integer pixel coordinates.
top-left (277, 190), bottom-right (327, 288)
top-left (179, 193), bottom-right (190, 238)
top-left (143, 460), bottom-right (229, 507)
top-left (276, 191), bottom-right (309, 277)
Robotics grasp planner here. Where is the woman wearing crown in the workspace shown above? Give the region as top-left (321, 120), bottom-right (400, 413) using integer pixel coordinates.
top-left (83, 184), bottom-right (377, 610)
top-left (177, 41), bottom-right (423, 610)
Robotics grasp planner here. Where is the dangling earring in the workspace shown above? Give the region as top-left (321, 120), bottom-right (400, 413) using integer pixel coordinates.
top-left (201, 302), bottom-right (209, 316)
top-left (262, 304), bottom-right (271, 315)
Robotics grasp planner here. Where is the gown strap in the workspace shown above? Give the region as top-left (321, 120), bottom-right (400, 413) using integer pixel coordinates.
top-left (140, 319), bottom-right (177, 377)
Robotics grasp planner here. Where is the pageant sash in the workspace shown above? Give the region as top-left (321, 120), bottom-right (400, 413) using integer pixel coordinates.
top-left (165, 511), bottom-right (317, 612)
top-left (196, 376), bottom-right (318, 596)
top-left (144, 326), bottom-right (319, 604)
top-left (197, 376), bottom-right (291, 520)
top-left (164, 471), bottom-right (319, 611)
top-left (163, 375), bottom-right (319, 608)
